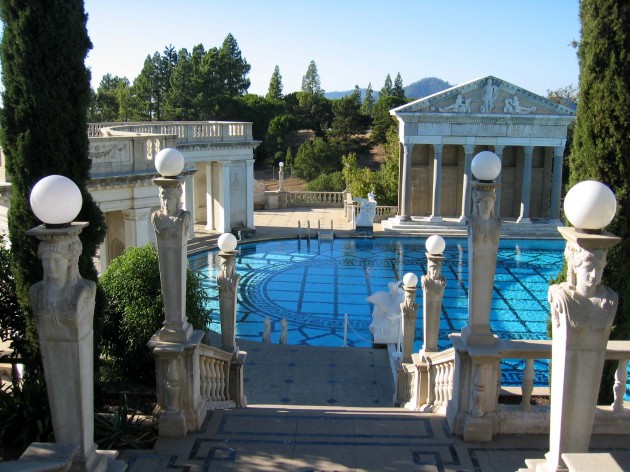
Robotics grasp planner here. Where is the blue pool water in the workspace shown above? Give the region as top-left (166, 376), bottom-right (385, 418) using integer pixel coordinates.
top-left (190, 237), bottom-right (568, 386)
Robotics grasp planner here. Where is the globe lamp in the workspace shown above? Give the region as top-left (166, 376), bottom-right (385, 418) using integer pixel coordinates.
top-left (155, 148), bottom-right (185, 177)
top-left (30, 175), bottom-right (83, 227)
top-left (403, 272), bottom-right (418, 288)
top-left (471, 151), bottom-right (501, 182)
top-left (218, 232), bottom-right (238, 253)
top-left (564, 180), bottom-right (616, 231)
top-left (426, 235), bottom-right (446, 255)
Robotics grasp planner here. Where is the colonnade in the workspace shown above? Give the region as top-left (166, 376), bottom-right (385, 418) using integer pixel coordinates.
top-left (399, 142), bottom-right (565, 222)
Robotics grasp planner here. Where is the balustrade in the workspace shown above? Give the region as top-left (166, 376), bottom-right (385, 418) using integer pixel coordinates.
top-left (198, 343), bottom-right (233, 408)
top-left (287, 191), bottom-right (344, 207)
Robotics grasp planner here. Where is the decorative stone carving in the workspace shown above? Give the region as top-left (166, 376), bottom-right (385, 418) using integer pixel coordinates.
top-left (468, 185), bottom-right (502, 244)
top-left (217, 247), bottom-right (240, 354)
top-left (27, 223), bottom-right (110, 471)
top-left (368, 281), bottom-right (404, 344)
top-left (504, 95), bottom-right (537, 114)
top-left (481, 78), bottom-right (499, 113)
top-left (539, 229), bottom-right (620, 472)
top-left (438, 94), bottom-right (472, 113)
top-left (421, 255), bottom-right (446, 353)
top-left (353, 192), bottom-right (377, 227)
top-left (279, 318), bottom-right (288, 344)
top-left (400, 283), bottom-right (419, 363)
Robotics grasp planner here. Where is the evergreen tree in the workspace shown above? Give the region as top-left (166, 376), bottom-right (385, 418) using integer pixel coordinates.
top-left (166, 48), bottom-right (197, 120)
top-left (301, 60), bottom-right (324, 96)
top-left (380, 74), bottom-right (393, 97)
top-left (267, 65), bottom-right (283, 100)
top-left (566, 0), bottom-right (630, 402)
top-left (218, 33), bottom-right (251, 97)
top-left (0, 0), bottom-right (106, 367)
top-left (361, 82), bottom-right (375, 116)
top-left (393, 72), bottom-right (406, 101)
top-left (133, 54), bottom-right (160, 120)
top-left (351, 85), bottom-right (362, 108)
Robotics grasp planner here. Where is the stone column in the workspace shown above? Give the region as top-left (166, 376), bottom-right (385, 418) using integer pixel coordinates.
top-left (398, 142), bottom-right (412, 221)
top-left (459, 145), bottom-right (475, 223)
top-left (147, 176), bottom-right (205, 437)
top-left (493, 146), bottom-right (505, 218)
top-left (246, 159), bottom-right (255, 227)
top-left (205, 162), bottom-right (214, 231)
top-left (430, 144), bottom-right (443, 222)
top-left (421, 254), bottom-right (446, 354)
top-left (122, 208), bottom-right (151, 249)
top-left (26, 223), bottom-right (109, 471)
top-left (401, 282), bottom-right (419, 363)
top-left (462, 181), bottom-right (501, 346)
top-left (537, 228), bottom-right (619, 472)
top-left (182, 174), bottom-right (195, 239)
top-left (549, 147), bottom-right (564, 223)
top-left (218, 161), bottom-right (231, 233)
top-left (518, 146), bottom-right (534, 223)
top-left (217, 248), bottom-right (240, 355)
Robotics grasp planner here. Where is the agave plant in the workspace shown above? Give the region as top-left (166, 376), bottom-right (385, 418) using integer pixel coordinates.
top-left (94, 395), bottom-right (157, 450)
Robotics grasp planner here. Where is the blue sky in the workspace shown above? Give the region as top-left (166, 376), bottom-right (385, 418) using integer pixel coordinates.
top-left (84, 0), bottom-right (580, 97)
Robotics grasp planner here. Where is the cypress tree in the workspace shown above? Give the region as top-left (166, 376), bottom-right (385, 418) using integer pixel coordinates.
top-left (568, 0), bottom-right (630, 402)
top-left (0, 0), bottom-right (106, 367)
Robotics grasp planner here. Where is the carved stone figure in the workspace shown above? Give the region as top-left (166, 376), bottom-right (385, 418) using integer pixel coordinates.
top-left (548, 243), bottom-right (617, 335)
top-left (468, 186), bottom-right (502, 244)
top-left (368, 281), bottom-right (404, 344)
top-left (503, 95), bottom-right (537, 114)
top-left (401, 284), bottom-right (419, 363)
top-left (421, 257), bottom-right (446, 353)
top-left (481, 78), bottom-right (499, 113)
top-left (279, 318), bottom-right (288, 344)
top-left (152, 185), bottom-right (190, 238)
top-left (439, 94), bottom-right (471, 113)
top-left (354, 192), bottom-right (377, 227)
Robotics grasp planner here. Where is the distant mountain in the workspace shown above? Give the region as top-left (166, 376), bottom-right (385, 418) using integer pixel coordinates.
top-left (324, 77), bottom-right (452, 101)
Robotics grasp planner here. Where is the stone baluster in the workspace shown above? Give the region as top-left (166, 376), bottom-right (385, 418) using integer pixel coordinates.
top-left (612, 359), bottom-right (628, 413)
top-left (199, 359), bottom-right (207, 401)
top-left (521, 359), bottom-right (535, 411)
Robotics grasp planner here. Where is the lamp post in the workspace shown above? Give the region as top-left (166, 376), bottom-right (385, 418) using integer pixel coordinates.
top-left (148, 148), bottom-right (206, 437)
top-left (27, 175), bottom-right (111, 471)
top-left (401, 272), bottom-right (419, 363)
top-left (538, 180), bottom-right (619, 472)
top-left (217, 232), bottom-right (240, 354)
top-left (421, 235), bottom-right (446, 355)
top-left (278, 161), bottom-right (285, 192)
top-left (462, 150), bottom-right (502, 346)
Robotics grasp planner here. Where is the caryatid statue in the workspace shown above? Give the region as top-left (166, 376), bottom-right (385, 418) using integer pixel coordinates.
top-left (421, 254), bottom-right (446, 354)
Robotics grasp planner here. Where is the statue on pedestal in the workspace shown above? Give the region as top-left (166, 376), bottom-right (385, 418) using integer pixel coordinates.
top-left (368, 281), bottom-right (404, 344)
top-left (421, 257), bottom-right (446, 353)
top-left (152, 185), bottom-right (190, 238)
top-left (354, 192), bottom-right (377, 227)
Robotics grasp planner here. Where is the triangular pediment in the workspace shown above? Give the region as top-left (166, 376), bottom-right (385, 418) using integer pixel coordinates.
top-left (391, 76), bottom-right (575, 117)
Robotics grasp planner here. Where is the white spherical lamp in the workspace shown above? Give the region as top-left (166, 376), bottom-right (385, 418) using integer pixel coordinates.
top-left (471, 151), bottom-right (501, 181)
top-left (425, 235), bottom-right (446, 255)
top-left (279, 161), bottom-right (284, 168)
top-left (30, 175), bottom-right (83, 226)
top-left (403, 272), bottom-right (418, 288)
top-left (564, 180), bottom-right (617, 231)
top-left (155, 148), bottom-right (185, 177)
top-left (218, 232), bottom-right (238, 253)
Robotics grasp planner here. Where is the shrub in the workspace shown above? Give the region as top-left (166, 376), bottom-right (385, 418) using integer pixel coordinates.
top-left (306, 171), bottom-right (345, 192)
top-left (99, 243), bottom-right (210, 386)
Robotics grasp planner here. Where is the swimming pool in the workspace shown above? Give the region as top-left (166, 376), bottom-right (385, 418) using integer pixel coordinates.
top-left (190, 237), bottom-right (564, 351)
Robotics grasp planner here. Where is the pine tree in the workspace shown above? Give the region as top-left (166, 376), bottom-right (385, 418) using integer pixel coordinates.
top-left (267, 65), bottom-right (284, 100)
top-left (166, 48), bottom-right (196, 120)
top-left (393, 72), bottom-right (406, 101)
top-left (361, 82), bottom-right (375, 116)
top-left (301, 60), bottom-right (324, 96)
top-left (567, 0), bottom-right (630, 402)
top-left (380, 74), bottom-right (393, 97)
top-left (0, 0), bottom-right (106, 367)
top-left (218, 33), bottom-right (251, 96)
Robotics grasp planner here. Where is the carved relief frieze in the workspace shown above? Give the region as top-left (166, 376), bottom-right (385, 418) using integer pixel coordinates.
top-left (89, 142), bottom-right (130, 163)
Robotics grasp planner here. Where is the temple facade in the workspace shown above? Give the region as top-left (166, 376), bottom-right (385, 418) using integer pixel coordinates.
top-left (387, 76), bottom-right (576, 225)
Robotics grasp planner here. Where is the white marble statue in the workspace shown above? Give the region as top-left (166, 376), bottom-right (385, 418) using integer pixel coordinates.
top-left (503, 95), bottom-right (537, 114)
top-left (439, 94), bottom-right (471, 113)
top-left (353, 192), bottom-right (377, 227)
top-left (368, 281), bottom-right (404, 344)
top-left (481, 78), bottom-right (499, 113)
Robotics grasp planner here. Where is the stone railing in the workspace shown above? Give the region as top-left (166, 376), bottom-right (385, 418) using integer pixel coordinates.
top-left (375, 206), bottom-right (398, 222)
top-left (419, 348), bottom-right (456, 413)
top-left (441, 338), bottom-right (630, 435)
top-left (198, 343), bottom-right (234, 409)
top-left (88, 121), bottom-right (254, 144)
top-left (287, 191), bottom-right (345, 207)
